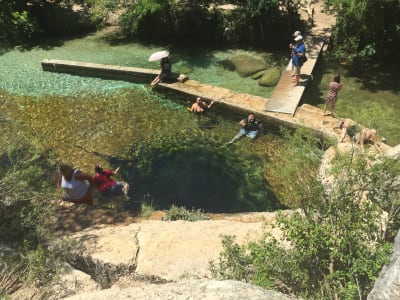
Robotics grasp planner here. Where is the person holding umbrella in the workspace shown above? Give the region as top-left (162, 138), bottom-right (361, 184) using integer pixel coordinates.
top-left (150, 50), bottom-right (171, 86)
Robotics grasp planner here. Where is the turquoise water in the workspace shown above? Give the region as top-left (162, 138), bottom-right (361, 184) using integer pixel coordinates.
top-left (0, 30), bottom-right (283, 97)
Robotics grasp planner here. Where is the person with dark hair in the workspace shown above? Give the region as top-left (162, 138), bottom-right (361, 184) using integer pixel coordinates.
top-left (337, 121), bottom-right (378, 150)
top-left (57, 164), bottom-right (93, 205)
top-left (93, 165), bottom-right (129, 197)
top-left (323, 75), bottom-right (342, 116)
top-left (227, 113), bottom-right (263, 145)
top-left (151, 56), bottom-right (172, 86)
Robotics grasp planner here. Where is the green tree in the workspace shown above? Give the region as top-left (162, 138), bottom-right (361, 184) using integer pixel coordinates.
top-left (226, 0), bottom-right (300, 45)
top-left (0, 0), bottom-right (40, 40)
top-left (118, 0), bottom-right (222, 44)
top-left (327, 0), bottom-right (400, 62)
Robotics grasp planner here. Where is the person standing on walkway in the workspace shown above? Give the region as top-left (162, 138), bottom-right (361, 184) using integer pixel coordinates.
top-left (290, 35), bottom-right (306, 87)
top-left (323, 75), bottom-right (342, 116)
top-left (227, 113), bottom-right (263, 145)
top-left (290, 31), bottom-right (302, 75)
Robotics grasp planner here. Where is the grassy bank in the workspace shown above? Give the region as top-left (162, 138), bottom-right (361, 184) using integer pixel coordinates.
top-left (303, 56), bottom-right (400, 146)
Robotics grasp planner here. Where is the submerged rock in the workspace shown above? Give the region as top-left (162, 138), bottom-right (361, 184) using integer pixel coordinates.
top-left (230, 55), bottom-right (268, 77)
top-left (258, 67), bottom-right (281, 87)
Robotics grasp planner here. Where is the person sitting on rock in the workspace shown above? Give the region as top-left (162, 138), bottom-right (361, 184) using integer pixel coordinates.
top-left (93, 165), bottom-right (129, 197)
top-left (57, 164), bottom-right (94, 205)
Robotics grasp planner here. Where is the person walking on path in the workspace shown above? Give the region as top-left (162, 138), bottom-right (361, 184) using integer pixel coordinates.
top-left (187, 97), bottom-right (215, 114)
top-left (57, 164), bottom-right (94, 205)
top-left (323, 75), bottom-right (342, 116)
top-left (227, 113), bottom-right (263, 145)
top-left (290, 35), bottom-right (306, 87)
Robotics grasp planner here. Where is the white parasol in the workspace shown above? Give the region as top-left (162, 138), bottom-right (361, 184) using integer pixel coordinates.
top-left (148, 50), bottom-right (169, 62)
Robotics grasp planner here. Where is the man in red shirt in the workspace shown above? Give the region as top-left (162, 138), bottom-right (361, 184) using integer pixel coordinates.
top-left (93, 165), bottom-right (129, 197)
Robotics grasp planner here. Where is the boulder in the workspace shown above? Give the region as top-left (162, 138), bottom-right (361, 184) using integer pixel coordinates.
top-left (47, 263), bottom-right (99, 300)
top-left (384, 144), bottom-right (400, 160)
top-left (368, 229), bottom-right (400, 300)
top-left (258, 67), bottom-right (281, 87)
top-left (251, 70), bottom-right (265, 80)
top-left (230, 55), bottom-right (268, 77)
top-left (50, 216), bottom-right (281, 287)
top-left (51, 224), bottom-right (140, 288)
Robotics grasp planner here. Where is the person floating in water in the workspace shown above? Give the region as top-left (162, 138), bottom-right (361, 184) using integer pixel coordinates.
top-left (227, 113), bottom-right (263, 145)
top-left (93, 165), bottom-right (129, 197)
top-left (57, 163), bottom-right (94, 205)
top-left (187, 97), bottom-right (215, 114)
top-left (151, 56), bottom-right (171, 86)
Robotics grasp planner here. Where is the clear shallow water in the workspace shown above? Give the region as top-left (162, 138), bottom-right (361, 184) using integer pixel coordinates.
top-left (0, 30), bottom-right (289, 212)
top-left (0, 30), bottom-right (284, 97)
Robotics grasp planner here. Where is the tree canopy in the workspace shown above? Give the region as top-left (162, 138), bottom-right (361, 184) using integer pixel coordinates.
top-left (1, 0), bottom-right (399, 61)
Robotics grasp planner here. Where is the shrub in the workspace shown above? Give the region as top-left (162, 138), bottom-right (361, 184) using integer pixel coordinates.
top-left (162, 205), bottom-right (210, 222)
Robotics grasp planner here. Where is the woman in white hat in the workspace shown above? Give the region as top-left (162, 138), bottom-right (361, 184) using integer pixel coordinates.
top-left (290, 35), bottom-right (306, 86)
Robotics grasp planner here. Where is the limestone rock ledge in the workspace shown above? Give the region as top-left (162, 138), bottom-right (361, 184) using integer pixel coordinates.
top-left (64, 279), bottom-right (294, 300)
top-left (50, 217), bottom-right (283, 291)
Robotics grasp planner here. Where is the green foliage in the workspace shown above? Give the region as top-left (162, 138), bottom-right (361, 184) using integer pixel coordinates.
top-left (209, 235), bottom-right (253, 281)
top-left (0, 243), bottom-right (62, 296)
top-left (115, 0), bottom-right (300, 46)
top-left (162, 204), bottom-right (210, 222)
top-left (226, 0), bottom-right (300, 45)
top-left (119, 0), bottom-right (222, 44)
top-left (328, 0), bottom-right (400, 62)
top-left (0, 141), bottom-right (57, 247)
top-left (0, 2), bottom-right (40, 40)
top-left (20, 243), bottom-right (60, 285)
top-left (118, 0), bottom-right (164, 34)
top-left (140, 202), bottom-right (154, 219)
top-left (269, 128), bottom-right (325, 208)
top-left (0, 0), bottom-right (96, 41)
top-left (211, 145), bottom-right (398, 299)
top-left (85, 0), bottom-right (121, 25)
